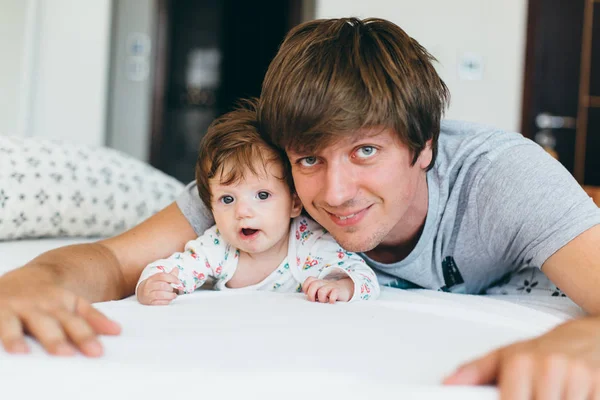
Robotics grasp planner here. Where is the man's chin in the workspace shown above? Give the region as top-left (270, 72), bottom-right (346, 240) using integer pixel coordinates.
top-left (330, 233), bottom-right (379, 253)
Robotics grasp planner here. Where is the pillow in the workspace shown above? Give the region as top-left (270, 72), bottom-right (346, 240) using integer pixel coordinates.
top-left (0, 136), bottom-right (185, 240)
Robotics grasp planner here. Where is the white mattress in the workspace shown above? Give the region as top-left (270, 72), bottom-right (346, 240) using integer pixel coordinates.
top-left (0, 238), bottom-right (585, 399)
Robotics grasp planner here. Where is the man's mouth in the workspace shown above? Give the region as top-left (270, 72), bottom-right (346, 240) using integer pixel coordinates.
top-left (336, 213), bottom-right (357, 220)
top-left (325, 206), bottom-right (371, 226)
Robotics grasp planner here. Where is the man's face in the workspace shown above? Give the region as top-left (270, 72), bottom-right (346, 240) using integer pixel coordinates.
top-left (287, 127), bottom-right (432, 253)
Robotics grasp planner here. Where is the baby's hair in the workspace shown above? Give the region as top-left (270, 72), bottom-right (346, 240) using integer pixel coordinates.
top-left (195, 99), bottom-right (292, 210)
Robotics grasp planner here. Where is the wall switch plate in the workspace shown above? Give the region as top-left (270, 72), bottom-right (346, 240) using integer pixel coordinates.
top-left (458, 52), bottom-right (484, 81)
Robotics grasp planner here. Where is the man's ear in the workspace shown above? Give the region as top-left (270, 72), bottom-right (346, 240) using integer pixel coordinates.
top-left (290, 193), bottom-right (303, 218)
top-left (418, 139), bottom-right (434, 170)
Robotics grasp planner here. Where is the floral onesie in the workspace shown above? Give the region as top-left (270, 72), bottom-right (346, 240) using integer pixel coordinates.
top-left (136, 216), bottom-right (380, 301)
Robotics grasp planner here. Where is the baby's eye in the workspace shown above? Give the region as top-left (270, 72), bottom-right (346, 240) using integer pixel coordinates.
top-left (356, 146), bottom-right (377, 159)
top-left (220, 195), bottom-right (234, 204)
top-left (257, 191), bottom-right (270, 200)
top-left (299, 156), bottom-right (318, 167)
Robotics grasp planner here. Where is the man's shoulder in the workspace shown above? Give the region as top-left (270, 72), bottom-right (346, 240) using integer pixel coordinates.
top-left (436, 120), bottom-right (538, 174)
top-left (438, 120), bottom-right (529, 148)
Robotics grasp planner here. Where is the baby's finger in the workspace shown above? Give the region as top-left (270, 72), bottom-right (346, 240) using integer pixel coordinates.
top-left (152, 291), bottom-right (177, 301)
top-left (306, 280), bottom-right (326, 302)
top-left (149, 299), bottom-right (174, 306)
top-left (301, 277), bottom-right (317, 293)
top-left (151, 272), bottom-right (181, 286)
top-left (328, 288), bottom-right (339, 304)
top-left (148, 281), bottom-right (176, 294)
top-left (317, 286), bottom-right (333, 303)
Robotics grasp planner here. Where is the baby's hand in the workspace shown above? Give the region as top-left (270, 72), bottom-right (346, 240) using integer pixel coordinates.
top-left (137, 268), bottom-right (182, 305)
top-left (301, 277), bottom-right (354, 304)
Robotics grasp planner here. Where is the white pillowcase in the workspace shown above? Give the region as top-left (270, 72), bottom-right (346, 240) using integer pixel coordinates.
top-left (0, 136), bottom-right (185, 240)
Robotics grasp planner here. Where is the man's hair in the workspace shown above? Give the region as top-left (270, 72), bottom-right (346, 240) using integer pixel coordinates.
top-left (258, 17), bottom-right (449, 169)
top-left (195, 99), bottom-right (292, 210)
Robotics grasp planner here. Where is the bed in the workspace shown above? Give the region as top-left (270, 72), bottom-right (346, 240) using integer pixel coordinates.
top-left (0, 238), bottom-right (586, 400)
top-left (0, 136), bottom-right (586, 399)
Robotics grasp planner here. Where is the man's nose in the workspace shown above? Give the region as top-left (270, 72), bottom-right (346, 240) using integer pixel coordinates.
top-left (322, 163), bottom-right (359, 207)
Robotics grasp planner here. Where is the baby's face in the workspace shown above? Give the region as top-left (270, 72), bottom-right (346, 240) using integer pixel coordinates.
top-left (209, 160), bottom-right (302, 255)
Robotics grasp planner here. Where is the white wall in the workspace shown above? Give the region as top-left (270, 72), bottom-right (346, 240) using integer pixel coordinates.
top-left (0, 0), bottom-right (30, 136)
top-left (0, 0), bottom-right (112, 145)
top-left (30, 0), bottom-right (112, 145)
top-left (315, 0), bottom-right (528, 132)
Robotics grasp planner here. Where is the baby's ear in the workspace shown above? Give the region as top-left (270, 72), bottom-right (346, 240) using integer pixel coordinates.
top-left (290, 193), bottom-right (303, 218)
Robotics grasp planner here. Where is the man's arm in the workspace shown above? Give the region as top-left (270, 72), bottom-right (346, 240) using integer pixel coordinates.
top-left (444, 224), bottom-right (600, 399)
top-left (541, 224), bottom-right (600, 314)
top-left (0, 202), bottom-right (197, 357)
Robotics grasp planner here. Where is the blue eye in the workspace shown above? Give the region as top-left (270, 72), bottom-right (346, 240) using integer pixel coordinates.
top-left (257, 191), bottom-right (270, 200)
top-left (356, 146), bottom-right (377, 158)
top-left (221, 195), bottom-right (234, 204)
top-left (299, 156), bottom-right (318, 167)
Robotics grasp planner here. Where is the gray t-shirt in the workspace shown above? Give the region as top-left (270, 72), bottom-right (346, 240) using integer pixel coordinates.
top-left (176, 120), bottom-right (600, 294)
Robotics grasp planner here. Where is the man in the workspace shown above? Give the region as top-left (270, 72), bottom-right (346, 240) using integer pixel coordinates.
top-left (2, 17), bottom-right (600, 399)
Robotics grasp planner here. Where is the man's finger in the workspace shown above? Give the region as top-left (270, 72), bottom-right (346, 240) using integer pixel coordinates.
top-left (21, 310), bottom-right (75, 356)
top-left (535, 355), bottom-right (566, 400)
top-left (0, 310), bottom-right (29, 354)
top-left (564, 362), bottom-right (592, 400)
top-left (498, 355), bottom-right (533, 400)
top-left (443, 349), bottom-right (501, 385)
top-left (53, 309), bottom-right (103, 358)
top-left (76, 299), bottom-right (121, 336)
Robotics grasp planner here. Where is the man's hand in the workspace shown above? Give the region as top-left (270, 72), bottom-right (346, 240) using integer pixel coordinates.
top-left (0, 282), bottom-right (121, 357)
top-left (302, 276), bottom-right (354, 303)
top-left (443, 317), bottom-right (600, 399)
top-left (136, 268), bottom-right (181, 306)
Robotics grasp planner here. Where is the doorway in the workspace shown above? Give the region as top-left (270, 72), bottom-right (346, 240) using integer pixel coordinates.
top-left (149, 0), bottom-right (308, 183)
top-left (521, 0), bottom-right (600, 187)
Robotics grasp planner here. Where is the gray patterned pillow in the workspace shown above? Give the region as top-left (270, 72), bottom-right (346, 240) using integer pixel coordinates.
top-left (0, 136), bottom-right (185, 240)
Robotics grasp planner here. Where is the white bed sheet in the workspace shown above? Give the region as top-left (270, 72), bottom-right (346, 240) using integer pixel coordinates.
top-left (0, 239), bottom-right (585, 400)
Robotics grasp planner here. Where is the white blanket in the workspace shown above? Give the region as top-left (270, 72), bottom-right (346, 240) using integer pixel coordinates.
top-left (0, 239), bottom-right (585, 400)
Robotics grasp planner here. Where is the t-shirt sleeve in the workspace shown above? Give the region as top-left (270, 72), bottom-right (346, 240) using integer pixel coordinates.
top-left (475, 143), bottom-right (600, 269)
top-left (176, 181), bottom-right (215, 235)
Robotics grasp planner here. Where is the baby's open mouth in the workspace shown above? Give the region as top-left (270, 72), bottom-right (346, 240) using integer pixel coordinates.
top-left (241, 228), bottom-right (258, 236)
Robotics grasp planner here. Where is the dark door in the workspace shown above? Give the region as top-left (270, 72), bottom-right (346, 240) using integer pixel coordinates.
top-left (521, 0), bottom-right (600, 186)
top-left (149, 0), bottom-right (306, 183)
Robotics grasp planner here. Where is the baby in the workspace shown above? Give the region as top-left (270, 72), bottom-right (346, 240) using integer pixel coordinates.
top-left (136, 101), bottom-right (380, 305)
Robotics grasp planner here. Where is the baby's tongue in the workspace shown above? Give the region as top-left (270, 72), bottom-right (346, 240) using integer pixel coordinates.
top-left (242, 228), bottom-right (258, 236)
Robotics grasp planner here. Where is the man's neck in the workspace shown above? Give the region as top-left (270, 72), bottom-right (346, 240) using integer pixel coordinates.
top-left (365, 223), bottom-right (424, 264)
top-left (366, 174), bottom-right (429, 264)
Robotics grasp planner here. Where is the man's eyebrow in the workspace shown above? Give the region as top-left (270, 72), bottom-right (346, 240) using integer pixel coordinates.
top-left (287, 128), bottom-right (392, 156)
top-left (349, 127), bottom-right (391, 144)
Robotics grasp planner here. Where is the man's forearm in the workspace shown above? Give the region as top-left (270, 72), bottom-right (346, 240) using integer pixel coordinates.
top-left (1, 242), bottom-right (130, 303)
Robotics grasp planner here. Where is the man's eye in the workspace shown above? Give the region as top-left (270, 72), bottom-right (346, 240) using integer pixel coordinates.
top-left (356, 146), bottom-right (377, 158)
top-left (220, 195), bottom-right (234, 204)
top-left (299, 156), bottom-right (318, 167)
top-left (257, 191), bottom-right (270, 200)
